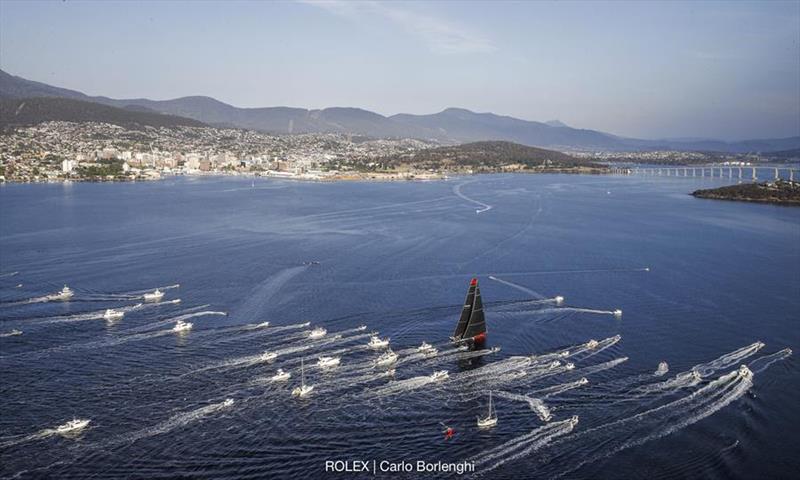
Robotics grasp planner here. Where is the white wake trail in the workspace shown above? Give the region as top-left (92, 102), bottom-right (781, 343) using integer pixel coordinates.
top-left (453, 181), bottom-right (492, 214)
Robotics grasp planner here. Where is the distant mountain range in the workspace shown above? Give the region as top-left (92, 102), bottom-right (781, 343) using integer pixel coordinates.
top-left (1, 69), bottom-right (798, 153)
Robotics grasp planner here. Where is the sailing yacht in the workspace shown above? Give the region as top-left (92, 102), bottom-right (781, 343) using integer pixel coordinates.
top-left (292, 359), bottom-right (314, 397)
top-left (451, 278), bottom-right (487, 350)
top-left (477, 391), bottom-right (498, 428)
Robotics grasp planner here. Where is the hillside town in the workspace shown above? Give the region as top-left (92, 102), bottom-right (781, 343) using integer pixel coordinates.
top-left (0, 121), bottom-right (441, 182)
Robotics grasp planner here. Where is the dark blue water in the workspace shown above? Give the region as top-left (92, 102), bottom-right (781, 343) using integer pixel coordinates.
top-left (0, 174), bottom-right (797, 479)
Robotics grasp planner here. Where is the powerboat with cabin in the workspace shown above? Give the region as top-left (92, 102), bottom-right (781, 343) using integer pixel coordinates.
top-left (368, 336), bottom-right (389, 349)
top-left (55, 418), bottom-right (90, 434)
top-left (308, 327), bottom-right (327, 340)
top-left (271, 368), bottom-right (291, 381)
top-left (50, 285), bottom-right (74, 301)
top-left (417, 342), bottom-right (437, 355)
top-left (477, 391), bottom-right (498, 428)
top-left (317, 356), bottom-right (341, 368)
top-left (430, 370), bottom-right (449, 382)
top-left (103, 309), bottom-right (124, 321)
top-left (143, 289), bottom-right (165, 301)
top-left (586, 339), bottom-right (599, 349)
top-left (261, 351), bottom-right (278, 362)
top-left (172, 320), bottom-right (192, 333)
top-left (374, 350), bottom-right (398, 367)
top-left (222, 398), bottom-right (235, 408)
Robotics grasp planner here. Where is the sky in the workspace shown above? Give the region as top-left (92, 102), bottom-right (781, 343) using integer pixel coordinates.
top-left (0, 0), bottom-right (798, 140)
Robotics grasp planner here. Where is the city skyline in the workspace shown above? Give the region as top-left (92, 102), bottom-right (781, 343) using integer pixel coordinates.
top-left (1, 0), bottom-right (799, 140)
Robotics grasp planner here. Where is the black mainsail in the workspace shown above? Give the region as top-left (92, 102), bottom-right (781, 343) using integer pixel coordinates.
top-left (452, 278), bottom-right (487, 349)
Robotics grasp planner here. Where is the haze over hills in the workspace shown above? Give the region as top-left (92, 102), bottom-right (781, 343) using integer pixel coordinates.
top-left (1, 69), bottom-right (797, 153)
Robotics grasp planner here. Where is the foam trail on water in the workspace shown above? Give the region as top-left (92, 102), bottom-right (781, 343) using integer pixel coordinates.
top-left (453, 181), bottom-right (492, 213)
top-left (529, 378), bottom-right (589, 399)
top-left (546, 368), bottom-right (753, 479)
top-left (748, 348), bottom-right (792, 374)
top-left (0, 330), bottom-right (23, 338)
top-left (98, 399), bottom-right (234, 449)
top-left (564, 357), bottom-right (628, 378)
top-left (692, 341), bottom-right (764, 377)
top-left (0, 271), bottom-right (19, 278)
top-left (0, 429), bottom-right (56, 448)
top-left (488, 276), bottom-right (545, 300)
top-left (494, 391), bottom-right (552, 421)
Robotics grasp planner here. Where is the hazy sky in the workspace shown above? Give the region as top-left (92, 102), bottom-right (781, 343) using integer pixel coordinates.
top-left (1, 0), bottom-right (798, 140)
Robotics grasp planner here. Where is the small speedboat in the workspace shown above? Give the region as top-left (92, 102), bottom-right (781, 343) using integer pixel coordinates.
top-left (367, 336), bottom-right (389, 349)
top-left (477, 391), bottom-right (498, 429)
top-left (261, 351), bottom-right (278, 362)
top-left (51, 285), bottom-right (74, 301)
top-left (613, 309), bottom-right (623, 317)
top-left (103, 309), bottom-right (124, 320)
top-left (308, 327), bottom-right (327, 339)
top-left (55, 418), bottom-right (90, 434)
top-left (430, 370), bottom-right (449, 382)
top-left (317, 356), bottom-right (341, 368)
top-left (569, 415), bottom-right (580, 427)
top-left (564, 362), bottom-right (575, 370)
top-left (271, 368), bottom-right (291, 381)
top-left (417, 342), bottom-right (437, 355)
top-left (555, 295), bottom-right (564, 305)
top-left (222, 398), bottom-right (235, 408)
top-left (173, 320), bottom-right (192, 333)
top-left (254, 321), bottom-right (270, 328)
top-left (143, 289), bottom-right (165, 301)
top-left (374, 350), bottom-right (398, 367)
top-left (586, 339), bottom-right (599, 350)
top-left (738, 365), bottom-right (753, 380)
top-left (4, 329), bottom-right (23, 337)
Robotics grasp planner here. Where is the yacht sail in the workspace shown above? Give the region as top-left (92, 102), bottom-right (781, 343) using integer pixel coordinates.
top-left (452, 278), bottom-right (487, 349)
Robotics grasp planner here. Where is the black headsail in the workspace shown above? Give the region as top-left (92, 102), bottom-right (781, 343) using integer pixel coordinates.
top-left (463, 281), bottom-right (486, 340)
top-left (452, 278), bottom-right (477, 340)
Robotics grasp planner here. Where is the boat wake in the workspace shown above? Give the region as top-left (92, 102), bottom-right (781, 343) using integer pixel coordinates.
top-left (453, 181), bottom-right (493, 214)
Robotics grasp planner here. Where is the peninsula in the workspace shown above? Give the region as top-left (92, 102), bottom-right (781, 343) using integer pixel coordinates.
top-left (691, 180), bottom-right (800, 206)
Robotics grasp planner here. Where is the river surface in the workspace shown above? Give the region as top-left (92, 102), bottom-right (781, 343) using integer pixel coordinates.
top-left (0, 174), bottom-right (797, 479)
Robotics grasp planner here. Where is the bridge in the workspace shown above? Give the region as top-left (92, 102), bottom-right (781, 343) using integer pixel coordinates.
top-left (609, 165), bottom-right (797, 182)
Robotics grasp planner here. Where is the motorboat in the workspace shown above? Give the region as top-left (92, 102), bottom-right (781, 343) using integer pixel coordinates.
top-left (261, 351), bottom-right (278, 362)
top-left (417, 342), bottom-right (437, 355)
top-left (173, 320), bottom-right (192, 333)
top-left (555, 295), bottom-right (564, 305)
top-left (308, 327), bottom-right (327, 339)
top-left (374, 350), bottom-right (398, 367)
top-left (103, 309), bottom-right (124, 321)
top-left (739, 364), bottom-right (753, 380)
top-left (565, 362), bottom-right (575, 370)
top-left (430, 370), bottom-right (449, 382)
top-left (4, 329), bottom-right (23, 337)
top-left (254, 321), bottom-right (270, 328)
top-left (317, 356), bottom-right (341, 368)
top-left (586, 339), bottom-right (599, 350)
top-left (271, 369), bottom-right (291, 381)
top-left (477, 391), bottom-right (498, 429)
top-left (613, 309), bottom-right (623, 317)
top-left (569, 415), bottom-right (579, 427)
top-left (368, 336), bottom-right (389, 349)
top-left (143, 289), bottom-right (165, 301)
top-left (292, 359), bottom-right (314, 398)
top-left (222, 398), bottom-right (235, 408)
top-left (51, 285), bottom-right (74, 301)
top-left (55, 418), bottom-right (90, 434)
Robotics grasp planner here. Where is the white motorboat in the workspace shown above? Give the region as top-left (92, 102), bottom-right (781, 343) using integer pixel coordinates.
top-left (417, 342), bottom-right (437, 355)
top-left (586, 339), bottom-right (599, 350)
top-left (430, 370), bottom-right (449, 382)
top-left (271, 368), bottom-right (291, 381)
top-left (173, 320), bottom-right (193, 333)
top-left (261, 351), bottom-right (278, 362)
top-left (292, 359), bottom-right (314, 398)
top-left (738, 365), bottom-right (753, 380)
top-left (51, 285), bottom-right (74, 301)
top-left (143, 289), bottom-right (165, 301)
top-left (555, 295), bottom-right (564, 305)
top-left (385, 368), bottom-right (396, 377)
top-left (103, 309), bottom-right (124, 321)
top-left (367, 336), bottom-right (389, 349)
top-left (308, 327), bottom-right (327, 339)
top-left (55, 418), bottom-right (90, 434)
top-left (569, 415), bottom-right (579, 427)
top-left (3, 329), bottom-right (23, 337)
top-left (254, 321), bottom-right (270, 328)
top-left (565, 362), bottom-right (575, 370)
top-left (477, 391), bottom-right (498, 429)
top-left (222, 398), bottom-right (235, 408)
top-left (374, 350), bottom-right (398, 367)
top-left (613, 309), bottom-right (623, 317)
top-left (317, 356), bottom-right (341, 368)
